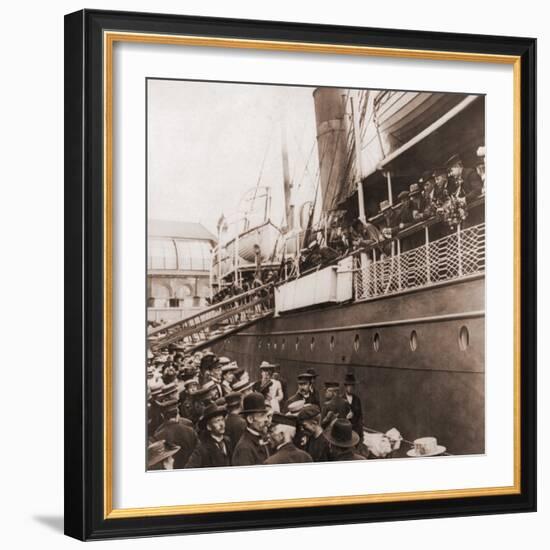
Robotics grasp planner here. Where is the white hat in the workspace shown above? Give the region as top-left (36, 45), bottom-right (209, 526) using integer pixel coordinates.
top-left (406, 437), bottom-right (446, 457)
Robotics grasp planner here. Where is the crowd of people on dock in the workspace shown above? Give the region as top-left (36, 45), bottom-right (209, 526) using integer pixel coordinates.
top-left (147, 348), bottom-right (404, 470)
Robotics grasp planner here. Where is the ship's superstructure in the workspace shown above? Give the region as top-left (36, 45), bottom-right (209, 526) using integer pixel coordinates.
top-left (148, 86), bottom-right (486, 455)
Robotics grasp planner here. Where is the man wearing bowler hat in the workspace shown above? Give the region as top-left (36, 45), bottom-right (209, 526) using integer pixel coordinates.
top-left (325, 419), bottom-right (366, 461)
top-left (264, 413), bottom-right (312, 465)
top-left (185, 403), bottom-right (233, 468)
top-left (343, 373), bottom-right (363, 438)
top-left (298, 404), bottom-right (330, 462)
top-left (232, 392), bottom-right (272, 466)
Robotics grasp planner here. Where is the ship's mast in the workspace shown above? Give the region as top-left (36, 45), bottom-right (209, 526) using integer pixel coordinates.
top-left (350, 93), bottom-right (367, 224)
top-left (281, 120), bottom-right (294, 231)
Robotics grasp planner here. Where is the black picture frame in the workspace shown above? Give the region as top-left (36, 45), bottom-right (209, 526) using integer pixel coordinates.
top-left (64, 9), bottom-right (536, 541)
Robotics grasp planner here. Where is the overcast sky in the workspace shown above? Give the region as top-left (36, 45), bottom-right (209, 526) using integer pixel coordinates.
top-left (147, 79), bottom-right (320, 236)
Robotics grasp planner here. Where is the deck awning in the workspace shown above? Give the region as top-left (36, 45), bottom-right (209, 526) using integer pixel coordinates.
top-left (376, 95), bottom-right (480, 171)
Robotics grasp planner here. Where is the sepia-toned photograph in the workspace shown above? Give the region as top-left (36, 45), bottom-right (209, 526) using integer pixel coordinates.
top-left (146, 79), bottom-right (486, 471)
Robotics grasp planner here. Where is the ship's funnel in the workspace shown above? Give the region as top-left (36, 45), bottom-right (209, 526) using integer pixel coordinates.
top-left (313, 88), bottom-right (350, 213)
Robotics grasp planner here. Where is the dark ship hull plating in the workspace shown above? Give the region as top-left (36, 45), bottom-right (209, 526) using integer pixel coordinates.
top-left (215, 275), bottom-right (485, 455)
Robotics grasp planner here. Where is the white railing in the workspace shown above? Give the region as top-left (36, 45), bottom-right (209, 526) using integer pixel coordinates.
top-left (353, 223), bottom-right (485, 301)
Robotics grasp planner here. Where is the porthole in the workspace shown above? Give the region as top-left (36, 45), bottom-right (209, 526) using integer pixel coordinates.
top-left (273, 341), bottom-right (277, 350)
top-left (373, 332), bottom-right (380, 352)
top-left (281, 338), bottom-right (286, 351)
top-left (410, 330), bottom-right (418, 351)
top-left (267, 340), bottom-right (271, 351)
top-left (458, 326), bottom-right (469, 351)
top-left (330, 335), bottom-right (335, 351)
top-left (310, 337), bottom-right (315, 351)
top-left (258, 339), bottom-right (262, 350)
top-left (295, 337), bottom-right (300, 351)
top-left (353, 334), bottom-right (360, 352)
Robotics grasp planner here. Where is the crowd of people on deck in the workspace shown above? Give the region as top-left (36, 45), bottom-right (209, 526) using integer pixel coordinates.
top-left (147, 348), bottom-right (405, 470)
top-left (190, 151), bottom-right (486, 302)
top-left (299, 151), bottom-right (486, 270)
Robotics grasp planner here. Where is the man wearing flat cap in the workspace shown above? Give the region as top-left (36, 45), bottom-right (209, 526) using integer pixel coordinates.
top-left (298, 404), bottom-right (331, 462)
top-left (232, 392), bottom-right (272, 466)
top-left (185, 404), bottom-right (233, 468)
top-left (264, 413), bottom-right (313, 465)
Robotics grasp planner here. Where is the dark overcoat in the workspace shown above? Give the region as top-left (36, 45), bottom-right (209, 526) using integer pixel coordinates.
top-left (232, 429), bottom-right (270, 466)
top-left (264, 443), bottom-right (313, 465)
top-left (225, 412), bottom-right (247, 446)
top-left (154, 418), bottom-right (198, 469)
top-left (184, 434), bottom-right (233, 468)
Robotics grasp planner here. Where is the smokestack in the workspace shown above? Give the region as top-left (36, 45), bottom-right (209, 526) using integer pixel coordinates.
top-left (312, 88), bottom-right (350, 212)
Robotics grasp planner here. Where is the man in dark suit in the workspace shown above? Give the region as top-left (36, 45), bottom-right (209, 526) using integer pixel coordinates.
top-left (232, 392), bottom-right (272, 466)
top-left (264, 413), bottom-right (312, 465)
top-left (321, 382), bottom-right (351, 429)
top-left (343, 373), bottom-right (363, 438)
top-left (285, 373), bottom-right (317, 411)
top-left (298, 404), bottom-right (330, 462)
top-left (153, 400), bottom-right (198, 469)
top-left (184, 404), bottom-right (233, 468)
top-left (224, 392), bottom-right (246, 446)
top-left (446, 154), bottom-right (483, 202)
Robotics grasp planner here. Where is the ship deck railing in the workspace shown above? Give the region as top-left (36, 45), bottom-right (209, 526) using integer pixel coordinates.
top-left (274, 197), bottom-right (485, 290)
top-left (352, 221), bottom-right (485, 301)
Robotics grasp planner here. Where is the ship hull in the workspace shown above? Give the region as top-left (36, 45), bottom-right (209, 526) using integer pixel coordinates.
top-left (214, 275), bottom-right (485, 456)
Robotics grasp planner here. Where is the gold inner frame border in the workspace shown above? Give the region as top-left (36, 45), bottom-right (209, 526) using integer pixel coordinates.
top-left (102, 30), bottom-right (522, 520)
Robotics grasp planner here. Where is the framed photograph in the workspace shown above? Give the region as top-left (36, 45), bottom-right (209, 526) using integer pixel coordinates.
top-left (64, 9), bottom-right (536, 540)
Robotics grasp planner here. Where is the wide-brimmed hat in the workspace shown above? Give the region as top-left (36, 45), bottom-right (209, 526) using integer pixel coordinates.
top-left (286, 400), bottom-right (306, 416)
top-left (232, 379), bottom-right (255, 393)
top-left (306, 368), bottom-right (318, 378)
top-left (344, 373), bottom-right (356, 385)
top-left (240, 391), bottom-right (269, 415)
top-left (432, 167), bottom-right (447, 178)
top-left (406, 436), bottom-right (446, 457)
top-left (182, 377), bottom-right (199, 388)
top-left (217, 356), bottom-right (232, 366)
top-left (297, 373), bottom-right (314, 383)
top-left (324, 419), bottom-right (360, 448)
top-left (221, 362), bottom-right (239, 373)
top-left (259, 361), bottom-right (278, 370)
top-left (194, 380), bottom-right (216, 397)
top-left (324, 381), bottom-right (340, 389)
top-left (147, 440), bottom-right (181, 468)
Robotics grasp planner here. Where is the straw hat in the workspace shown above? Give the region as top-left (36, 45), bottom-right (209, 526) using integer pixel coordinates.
top-left (147, 440), bottom-right (180, 468)
top-left (406, 437), bottom-right (446, 457)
